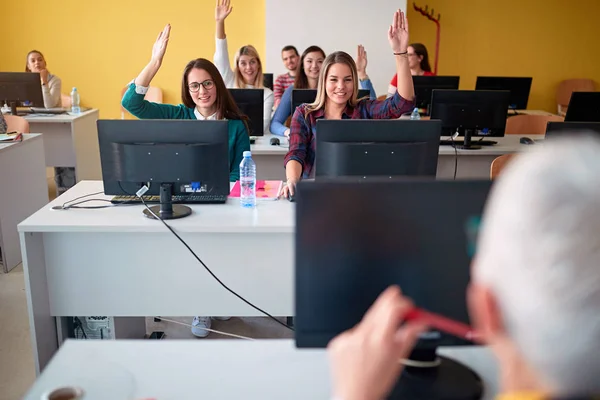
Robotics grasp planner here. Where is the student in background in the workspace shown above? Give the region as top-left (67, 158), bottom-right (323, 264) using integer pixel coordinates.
top-left (387, 43), bottom-right (434, 97)
top-left (214, 0), bottom-right (274, 134)
top-left (328, 136), bottom-right (600, 400)
top-left (25, 50), bottom-right (62, 109)
top-left (270, 45), bottom-right (376, 137)
top-left (281, 10), bottom-right (415, 197)
top-left (121, 24), bottom-right (249, 338)
top-left (269, 45), bottom-right (326, 137)
top-left (273, 45), bottom-right (299, 109)
top-left (26, 50), bottom-right (74, 195)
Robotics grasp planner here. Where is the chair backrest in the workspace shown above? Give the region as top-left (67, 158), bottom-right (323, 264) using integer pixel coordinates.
top-left (490, 153), bottom-right (515, 179)
top-left (556, 79), bottom-right (596, 115)
top-left (505, 114), bottom-right (564, 135)
top-left (120, 86), bottom-right (163, 119)
top-left (61, 93), bottom-right (72, 108)
top-left (4, 115), bottom-right (30, 133)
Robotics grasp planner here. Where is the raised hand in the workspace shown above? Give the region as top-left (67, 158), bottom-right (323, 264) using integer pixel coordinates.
top-left (215, 0), bottom-right (233, 22)
top-left (388, 9), bottom-right (409, 54)
top-left (151, 24), bottom-right (171, 64)
top-left (356, 45), bottom-right (368, 77)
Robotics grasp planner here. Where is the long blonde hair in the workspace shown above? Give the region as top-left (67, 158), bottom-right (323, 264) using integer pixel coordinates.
top-left (234, 45), bottom-right (264, 88)
top-left (304, 51), bottom-right (360, 117)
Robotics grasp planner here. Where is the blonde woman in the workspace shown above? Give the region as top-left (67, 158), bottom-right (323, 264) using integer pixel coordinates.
top-left (281, 9), bottom-right (416, 198)
top-left (214, 0), bottom-right (274, 134)
top-left (25, 50), bottom-right (62, 109)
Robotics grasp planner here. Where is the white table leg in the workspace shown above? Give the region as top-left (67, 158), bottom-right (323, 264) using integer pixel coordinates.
top-left (72, 111), bottom-right (100, 181)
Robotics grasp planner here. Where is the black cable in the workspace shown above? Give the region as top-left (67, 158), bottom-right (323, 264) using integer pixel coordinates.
top-left (450, 138), bottom-right (458, 180)
top-left (138, 196), bottom-right (294, 332)
top-left (59, 198), bottom-right (135, 210)
top-left (61, 191), bottom-right (103, 208)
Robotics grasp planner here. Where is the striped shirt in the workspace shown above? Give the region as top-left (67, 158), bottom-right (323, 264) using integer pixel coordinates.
top-left (273, 73), bottom-right (295, 104)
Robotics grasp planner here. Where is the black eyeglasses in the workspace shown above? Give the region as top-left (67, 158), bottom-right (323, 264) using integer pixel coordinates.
top-left (188, 80), bottom-right (215, 92)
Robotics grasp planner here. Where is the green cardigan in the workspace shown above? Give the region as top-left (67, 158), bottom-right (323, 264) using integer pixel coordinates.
top-left (121, 83), bottom-right (250, 181)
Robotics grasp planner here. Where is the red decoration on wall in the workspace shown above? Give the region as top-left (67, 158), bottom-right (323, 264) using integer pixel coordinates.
top-left (413, 2), bottom-right (441, 75)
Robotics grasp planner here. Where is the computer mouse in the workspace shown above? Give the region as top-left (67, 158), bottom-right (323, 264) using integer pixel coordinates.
top-left (270, 137), bottom-right (280, 146)
top-left (288, 193), bottom-right (296, 202)
top-left (520, 137), bottom-right (535, 145)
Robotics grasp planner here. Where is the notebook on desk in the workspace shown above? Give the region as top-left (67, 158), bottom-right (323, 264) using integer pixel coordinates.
top-left (229, 180), bottom-right (282, 200)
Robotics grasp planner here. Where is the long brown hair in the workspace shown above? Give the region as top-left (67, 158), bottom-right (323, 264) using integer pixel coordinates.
top-left (234, 45), bottom-right (264, 88)
top-left (25, 50), bottom-right (44, 72)
top-left (304, 51), bottom-right (360, 117)
top-left (181, 58), bottom-right (249, 128)
top-left (410, 43), bottom-right (432, 73)
top-left (294, 46), bottom-right (326, 89)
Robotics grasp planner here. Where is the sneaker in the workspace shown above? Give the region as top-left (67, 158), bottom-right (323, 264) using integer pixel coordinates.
top-left (191, 316), bottom-right (211, 338)
top-left (212, 317), bottom-right (231, 321)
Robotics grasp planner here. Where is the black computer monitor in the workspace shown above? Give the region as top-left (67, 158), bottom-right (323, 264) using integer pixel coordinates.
top-left (315, 120), bottom-right (441, 178)
top-left (564, 92), bottom-right (600, 122)
top-left (228, 88), bottom-right (264, 136)
top-left (412, 76), bottom-right (460, 114)
top-left (97, 120), bottom-right (230, 219)
top-left (263, 73), bottom-right (274, 91)
top-left (545, 121), bottom-right (600, 138)
top-left (430, 89), bottom-right (510, 149)
top-left (295, 179), bottom-right (492, 399)
top-left (291, 88), bottom-right (371, 115)
top-left (475, 76), bottom-right (533, 110)
top-left (0, 72), bottom-right (45, 114)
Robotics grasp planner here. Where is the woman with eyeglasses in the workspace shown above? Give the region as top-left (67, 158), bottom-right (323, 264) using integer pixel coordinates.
top-left (386, 43), bottom-right (434, 97)
top-left (121, 24), bottom-right (249, 338)
top-left (121, 23), bottom-right (250, 183)
top-left (214, 0), bottom-right (274, 134)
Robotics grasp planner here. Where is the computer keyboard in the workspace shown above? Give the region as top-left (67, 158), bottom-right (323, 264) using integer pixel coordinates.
top-left (440, 139), bottom-right (498, 146)
top-left (30, 107), bottom-right (67, 114)
top-left (111, 194), bottom-right (228, 204)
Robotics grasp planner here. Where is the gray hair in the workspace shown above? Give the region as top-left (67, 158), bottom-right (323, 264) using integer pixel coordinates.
top-left (474, 134), bottom-right (600, 394)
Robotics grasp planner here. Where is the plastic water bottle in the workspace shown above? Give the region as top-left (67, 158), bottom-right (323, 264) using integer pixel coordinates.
top-left (70, 87), bottom-right (81, 114)
top-left (240, 151), bottom-right (256, 208)
top-left (410, 107), bottom-right (421, 120)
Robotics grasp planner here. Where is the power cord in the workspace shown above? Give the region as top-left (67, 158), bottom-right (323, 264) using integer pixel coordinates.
top-left (450, 130), bottom-right (459, 180)
top-left (156, 317), bottom-right (255, 340)
top-left (53, 190), bottom-right (135, 210)
top-left (135, 187), bottom-right (294, 332)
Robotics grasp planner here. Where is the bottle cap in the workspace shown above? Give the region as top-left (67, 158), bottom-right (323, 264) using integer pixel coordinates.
top-left (72, 87), bottom-right (77, 91)
top-left (243, 151), bottom-right (252, 158)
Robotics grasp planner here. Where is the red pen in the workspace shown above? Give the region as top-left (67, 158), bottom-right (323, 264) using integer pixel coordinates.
top-left (405, 307), bottom-right (479, 341)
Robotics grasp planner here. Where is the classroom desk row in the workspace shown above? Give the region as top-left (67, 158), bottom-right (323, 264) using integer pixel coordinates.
top-left (24, 340), bottom-right (500, 400)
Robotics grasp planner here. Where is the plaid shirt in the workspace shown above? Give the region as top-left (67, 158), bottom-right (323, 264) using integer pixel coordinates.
top-left (274, 73), bottom-right (295, 103)
top-left (284, 92), bottom-right (415, 177)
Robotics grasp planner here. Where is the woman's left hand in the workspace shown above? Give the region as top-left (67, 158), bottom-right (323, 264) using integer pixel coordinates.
top-left (387, 9), bottom-right (409, 54)
top-left (356, 45), bottom-right (368, 76)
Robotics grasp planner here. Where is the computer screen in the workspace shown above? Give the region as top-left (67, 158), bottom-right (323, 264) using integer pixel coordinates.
top-left (430, 89), bottom-right (510, 146)
top-left (545, 121), bottom-right (600, 138)
top-left (263, 73), bottom-right (274, 91)
top-left (228, 88), bottom-right (264, 136)
top-left (564, 92), bottom-right (600, 122)
top-left (475, 76), bottom-right (533, 110)
top-left (296, 179), bottom-right (491, 349)
top-left (291, 88), bottom-right (371, 115)
top-left (98, 119), bottom-right (230, 199)
top-left (412, 76), bottom-right (460, 114)
top-left (0, 72), bottom-right (45, 110)
top-left (315, 120), bottom-right (441, 178)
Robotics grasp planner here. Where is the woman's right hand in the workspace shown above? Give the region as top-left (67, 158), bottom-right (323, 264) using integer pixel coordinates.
top-left (151, 24), bottom-right (171, 64)
top-left (280, 178), bottom-right (299, 199)
top-left (215, 0), bottom-right (233, 22)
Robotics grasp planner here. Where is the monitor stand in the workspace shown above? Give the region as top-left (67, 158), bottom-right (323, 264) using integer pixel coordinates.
top-left (143, 183), bottom-right (192, 220)
top-left (455, 129), bottom-right (481, 150)
top-left (388, 349), bottom-right (483, 399)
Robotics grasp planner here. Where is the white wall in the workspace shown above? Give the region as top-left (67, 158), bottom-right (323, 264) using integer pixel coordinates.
top-left (265, 0), bottom-right (408, 97)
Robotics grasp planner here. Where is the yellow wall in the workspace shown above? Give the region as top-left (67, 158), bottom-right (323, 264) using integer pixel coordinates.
top-left (407, 0), bottom-right (600, 111)
top-left (0, 0), bottom-right (265, 119)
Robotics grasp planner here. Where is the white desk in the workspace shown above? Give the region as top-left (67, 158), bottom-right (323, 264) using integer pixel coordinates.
top-left (23, 109), bottom-right (101, 181)
top-left (251, 134), bottom-right (542, 180)
top-left (0, 134), bottom-right (49, 272)
top-left (24, 340), bottom-right (500, 400)
top-left (19, 181), bottom-right (295, 374)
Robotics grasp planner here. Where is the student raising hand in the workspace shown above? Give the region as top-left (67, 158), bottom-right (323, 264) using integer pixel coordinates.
top-left (356, 45), bottom-right (368, 81)
top-left (388, 9), bottom-right (409, 54)
top-left (215, 0), bottom-right (233, 22)
top-left (152, 24), bottom-right (171, 65)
